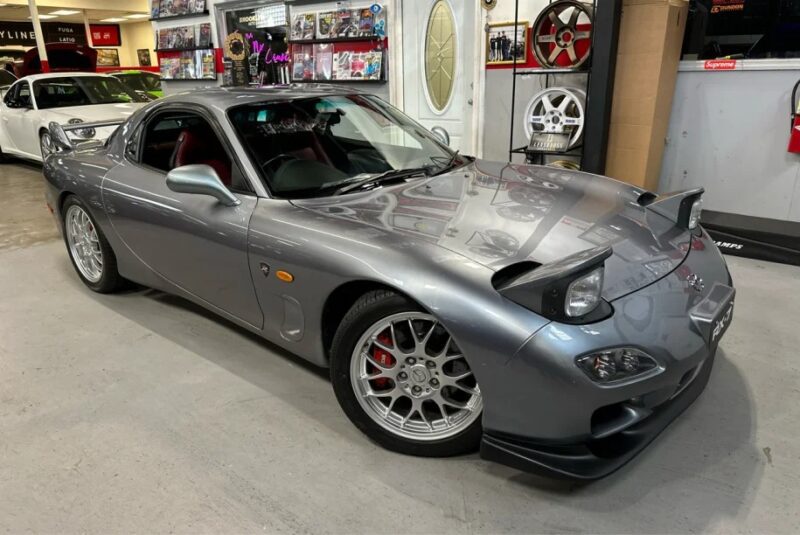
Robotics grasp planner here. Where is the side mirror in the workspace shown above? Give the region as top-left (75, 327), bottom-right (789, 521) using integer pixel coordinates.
top-left (166, 164), bottom-right (240, 206)
top-left (431, 126), bottom-right (450, 147)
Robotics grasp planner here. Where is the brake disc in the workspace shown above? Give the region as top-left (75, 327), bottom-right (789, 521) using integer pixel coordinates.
top-left (532, 0), bottom-right (594, 69)
top-left (523, 87), bottom-right (586, 148)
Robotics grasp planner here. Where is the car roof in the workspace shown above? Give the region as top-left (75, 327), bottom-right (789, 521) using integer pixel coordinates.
top-left (164, 84), bottom-right (370, 109)
top-left (20, 72), bottom-right (115, 82)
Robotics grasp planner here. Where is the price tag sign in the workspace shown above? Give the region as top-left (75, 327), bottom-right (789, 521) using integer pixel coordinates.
top-left (527, 133), bottom-right (571, 153)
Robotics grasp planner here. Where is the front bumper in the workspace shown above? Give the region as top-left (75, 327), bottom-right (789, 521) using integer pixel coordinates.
top-left (478, 229), bottom-right (734, 479)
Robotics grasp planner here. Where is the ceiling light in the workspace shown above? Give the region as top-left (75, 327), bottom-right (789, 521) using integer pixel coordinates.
top-left (125, 14), bottom-right (150, 19)
top-left (29, 14), bottom-right (57, 19)
top-left (48, 9), bottom-right (80, 15)
top-left (100, 18), bottom-right (126, 22)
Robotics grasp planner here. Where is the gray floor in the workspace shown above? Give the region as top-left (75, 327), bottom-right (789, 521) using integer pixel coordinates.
top-left (1, 163), bottom-right (799, 533)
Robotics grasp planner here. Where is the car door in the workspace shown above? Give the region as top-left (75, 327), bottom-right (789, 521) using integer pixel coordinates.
top-left (102, 105), bottom-right (264, 328)
top-left (0, 81), bottom-right (34, 155)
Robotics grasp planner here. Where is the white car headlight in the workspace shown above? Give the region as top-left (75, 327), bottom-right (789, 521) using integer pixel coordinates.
top-left (565, 266), bottom-right (604, 317)
top-left (68, 118), bottom-right (96, 139)
top-left (688, 197), bottom-right (703, 230)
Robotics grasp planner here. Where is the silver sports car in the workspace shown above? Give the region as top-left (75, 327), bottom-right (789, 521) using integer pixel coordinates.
top-left (42, 86), bottom-right (735, 479)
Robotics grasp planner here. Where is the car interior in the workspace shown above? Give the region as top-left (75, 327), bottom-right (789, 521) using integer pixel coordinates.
top-left (138, 112), bottom-right (250, 193)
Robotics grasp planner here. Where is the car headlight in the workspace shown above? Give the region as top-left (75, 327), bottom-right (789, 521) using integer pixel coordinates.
top-left (576, 348), bottom-right (659, 383)
top-left (492, 246), bottom-right (613, 324)
top-left (688, 197), bottom-right (703, 230)
top-left (566, 266), bottom-right (603, 317)
top-left (68, 118), bottom-right (96, 139)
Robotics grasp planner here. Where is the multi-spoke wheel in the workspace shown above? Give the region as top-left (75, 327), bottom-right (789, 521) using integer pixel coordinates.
top-left (40, 131), bottom-right (56, 160)
top-left (524, 87), bottom-right (586, 149)
top-left (61, 195), bottom-right (126, 293)
top-left (532, 1), bottom-right (594, 69)
top-left (331, 291), bottom-right (483, 456)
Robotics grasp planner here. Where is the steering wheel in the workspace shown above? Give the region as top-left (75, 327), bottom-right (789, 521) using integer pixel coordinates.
top-left (261, 153), bottom-right (299, 176)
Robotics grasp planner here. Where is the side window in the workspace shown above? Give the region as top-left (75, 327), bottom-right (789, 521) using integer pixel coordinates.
top-left (17, 83), bottom-right (32, 108)
top-left (124, 123), bottom-right (143, 162)
top-left (3, 82), bottom-right (18, 106)
top-left (140, 110), bottom-right (251, 193)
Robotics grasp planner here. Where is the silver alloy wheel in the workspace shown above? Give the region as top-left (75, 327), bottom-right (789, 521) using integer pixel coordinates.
top-left (40, 132), bottom-right (55, 159)
top-left (350, 312), bottom-right (483, 441)
top-left (65, 204), bottom-right (103, 283)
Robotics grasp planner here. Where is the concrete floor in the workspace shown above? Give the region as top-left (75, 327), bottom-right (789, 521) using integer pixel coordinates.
top-left (0, 163), bottom-right (799, 533)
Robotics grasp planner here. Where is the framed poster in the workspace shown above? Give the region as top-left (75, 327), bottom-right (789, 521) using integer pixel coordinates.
top-left (96, 48), bottom-right (121, 67)
top-left (486, 21), bottom-right (528, 65)
top-left (137, 49), bottom-right (152, 66)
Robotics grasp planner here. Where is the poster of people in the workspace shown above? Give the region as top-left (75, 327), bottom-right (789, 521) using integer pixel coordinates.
top-left (486, 21), bottom-right (528, 65)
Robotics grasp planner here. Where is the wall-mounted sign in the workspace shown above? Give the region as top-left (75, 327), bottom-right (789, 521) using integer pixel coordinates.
top-left (43, 22), bottom-right (87, 45)
top-left (90, 24), bottom-right (121, 47)
top-left (0, 21), bottom-right (37, 46)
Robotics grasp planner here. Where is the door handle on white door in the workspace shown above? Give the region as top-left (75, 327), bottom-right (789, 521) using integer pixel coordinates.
top-left (467, 98), bottom-right (474, 106)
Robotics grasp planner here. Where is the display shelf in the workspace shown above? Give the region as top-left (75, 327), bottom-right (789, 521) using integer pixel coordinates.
top-left (289, 36), bottom-right (384, 45)
top-left (162, 77), bottom-right (218, 82)
top-left (515, 68), bottom-right (589, 76)
top-left (511, 145), bottom-right (583, 156)
top-left (155, 45), bottom-right (215, 53)
top-left (150, 10), bottom-right (209, 22)
top-left (289, 78), bottom-right (386, 84)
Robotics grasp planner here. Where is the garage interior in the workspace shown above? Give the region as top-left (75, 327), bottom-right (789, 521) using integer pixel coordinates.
top-left (2, 165), bottom-right (799, 532)
top-left (1, 0), bottom-right (800, 533)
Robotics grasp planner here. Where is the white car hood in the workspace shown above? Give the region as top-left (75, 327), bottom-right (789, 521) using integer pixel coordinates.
top-left (44, 102), bottom-right (145, 124)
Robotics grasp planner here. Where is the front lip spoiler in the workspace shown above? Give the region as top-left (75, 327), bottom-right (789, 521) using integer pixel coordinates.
top-left (480, 351), bottom-right (716, 481)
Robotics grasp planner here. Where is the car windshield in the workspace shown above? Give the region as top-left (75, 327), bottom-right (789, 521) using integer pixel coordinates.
top-left (33, 76), bottom-right (149, 109)
top-left (227, 94), bottom-right (464, 198)
top-left (117, 73), bottom-right (161, 92)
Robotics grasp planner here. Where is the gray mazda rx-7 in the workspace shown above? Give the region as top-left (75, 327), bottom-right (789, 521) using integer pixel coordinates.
top-left (42, 86), bottom-right (735, 480)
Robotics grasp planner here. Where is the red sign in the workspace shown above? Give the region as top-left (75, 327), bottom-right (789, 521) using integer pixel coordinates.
top-left (89, 24), bottom-right (121, 47)
top-left (703, 59), bottom-right (737, 70)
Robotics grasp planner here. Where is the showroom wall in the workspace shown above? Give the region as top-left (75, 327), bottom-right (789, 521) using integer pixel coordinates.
top-left (103, 21), bottom-right (155, 68)
top-left (479, 0), bottom-right (588, 162)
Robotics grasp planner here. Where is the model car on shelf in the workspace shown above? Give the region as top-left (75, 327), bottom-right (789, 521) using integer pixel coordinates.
top-left (0, 73), bottom-right (149, 162)
top-left (109, 70), bottom-right (164, 100)
top-left (41, 86), bottom-right (734, 480)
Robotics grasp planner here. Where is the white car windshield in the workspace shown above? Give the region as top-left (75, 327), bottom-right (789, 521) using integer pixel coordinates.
top-left (33, 76), bottom-right (149, 109)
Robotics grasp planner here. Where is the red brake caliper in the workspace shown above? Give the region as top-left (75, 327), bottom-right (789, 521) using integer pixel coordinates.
top-left (370, 332), bottom-right (396, 390)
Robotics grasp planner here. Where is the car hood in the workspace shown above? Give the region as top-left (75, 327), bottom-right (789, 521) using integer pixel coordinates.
top-left (293, 160), bottom-right (692, 301)
top-left (44, 102), bottom-right (145, 123)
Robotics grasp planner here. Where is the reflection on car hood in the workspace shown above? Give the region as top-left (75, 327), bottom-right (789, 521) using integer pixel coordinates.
top-left (44, 102), bottom-right (145, 123)
top-left (293, 160), bottom-right (692, 300)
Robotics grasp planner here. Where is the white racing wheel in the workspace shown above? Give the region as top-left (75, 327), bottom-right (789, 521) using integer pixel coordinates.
top-left (523, 87), bottom-right (586, 149)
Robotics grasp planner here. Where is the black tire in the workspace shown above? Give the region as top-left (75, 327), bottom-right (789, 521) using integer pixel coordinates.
top-left (330, 290), bottom-right (483, 457)
top-left (61, 195), bottom-right (126, 293)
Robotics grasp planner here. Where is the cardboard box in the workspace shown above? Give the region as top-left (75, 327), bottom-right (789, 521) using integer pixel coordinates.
top-left (604, 0), bottom-right (688, 191)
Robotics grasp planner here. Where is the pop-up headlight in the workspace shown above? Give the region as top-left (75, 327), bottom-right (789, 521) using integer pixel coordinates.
top-left (566, 266), bottom-right (604, 317)
top-left (492, 246), bottom-right (613, 324)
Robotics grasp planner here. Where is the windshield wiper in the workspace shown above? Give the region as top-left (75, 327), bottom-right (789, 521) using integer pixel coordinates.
top-left (333, 166), bottom-right (433, 196)
top-left (430, 150), bottom-right (464, 175)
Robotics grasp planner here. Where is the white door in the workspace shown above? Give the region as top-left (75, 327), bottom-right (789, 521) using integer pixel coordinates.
top-left (401, 0), bottom-right (476, 154)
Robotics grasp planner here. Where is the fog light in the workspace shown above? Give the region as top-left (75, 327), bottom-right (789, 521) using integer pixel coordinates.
top-left (576, 348), bottom-right (658, 383)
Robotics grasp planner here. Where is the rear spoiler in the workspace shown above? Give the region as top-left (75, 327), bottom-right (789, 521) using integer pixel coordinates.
top-left (638, 187), bottom-right (705, 230)
top-left (48, 119), bottom-right (125, 151)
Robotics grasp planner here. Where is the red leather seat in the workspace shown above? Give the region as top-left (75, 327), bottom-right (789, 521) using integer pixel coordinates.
top-left (170, 129), bottom-right (232, 185)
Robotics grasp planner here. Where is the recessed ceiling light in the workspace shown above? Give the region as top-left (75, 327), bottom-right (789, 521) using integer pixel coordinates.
top-left (29, 14), bottom-right (57, 19)
top-left (100, 18), bottom-right (126, 22)
top-left (49, 9), bottom-right (80, 16)
top-left (125, 13), bottom-right (150, 19)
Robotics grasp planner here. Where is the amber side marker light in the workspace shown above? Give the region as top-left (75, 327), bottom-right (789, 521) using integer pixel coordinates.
top-left (276, 270), bottom-right (294, 283)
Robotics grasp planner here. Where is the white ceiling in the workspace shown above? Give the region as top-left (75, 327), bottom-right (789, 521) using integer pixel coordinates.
top-left (0, 2), bottom-right (149, 23)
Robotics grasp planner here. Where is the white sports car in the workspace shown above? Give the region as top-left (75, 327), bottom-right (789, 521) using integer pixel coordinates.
top-left (0, 72), bottom-right (148, 162)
